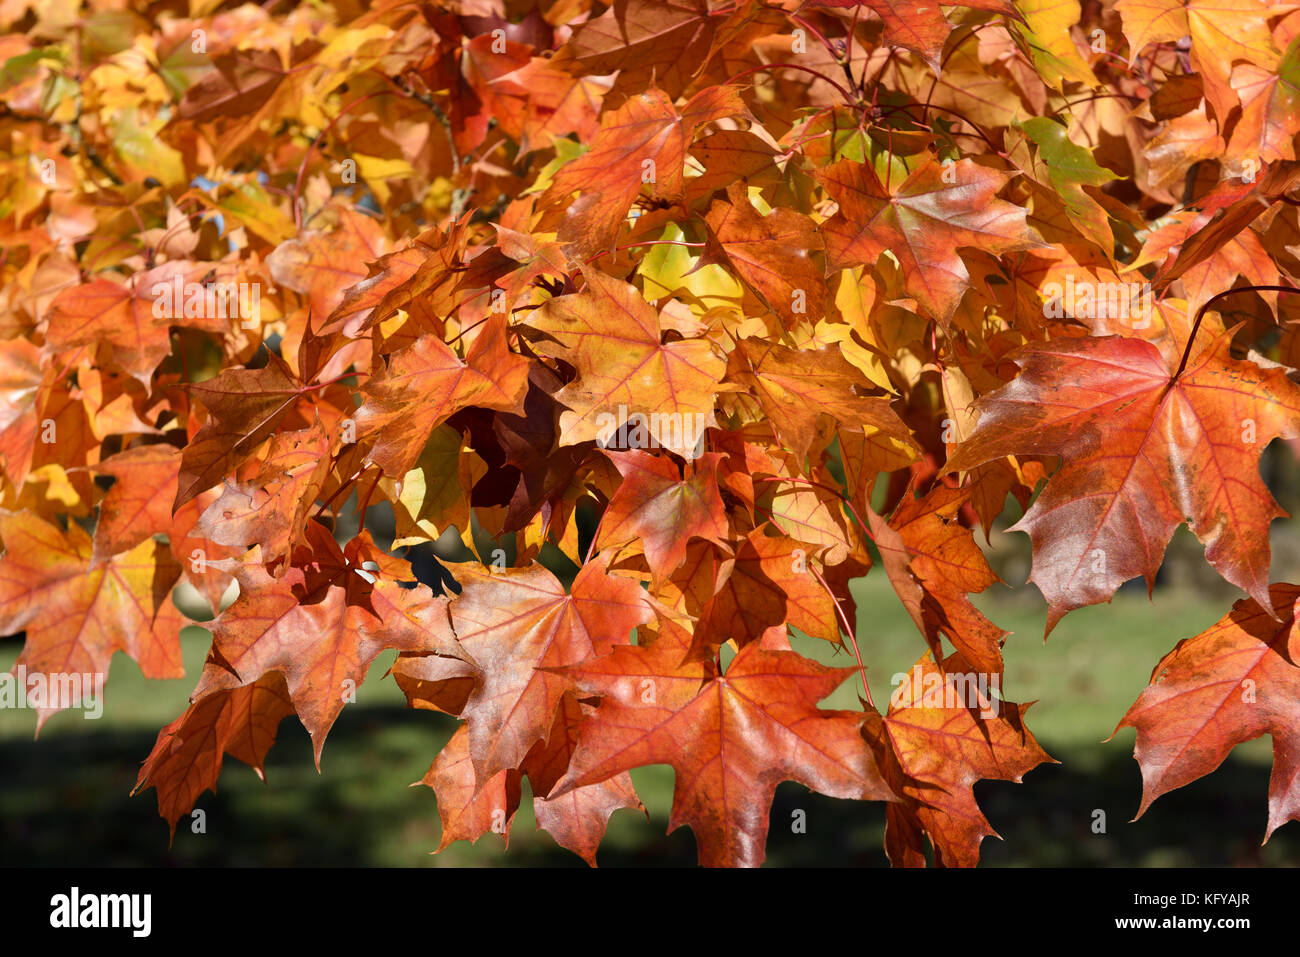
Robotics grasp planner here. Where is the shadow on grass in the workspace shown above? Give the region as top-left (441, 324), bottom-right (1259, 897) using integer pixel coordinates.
top-left (2, 706), bottom-right (1296, 867)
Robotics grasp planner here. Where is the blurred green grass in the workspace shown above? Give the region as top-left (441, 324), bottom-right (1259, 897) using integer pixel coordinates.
top-left (3, 558), bottom-right (1297, 866)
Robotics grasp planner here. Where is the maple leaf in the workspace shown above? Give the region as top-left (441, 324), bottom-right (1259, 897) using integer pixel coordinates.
top-left (1113, 584), bottom-right (1300, 840)
top-left (732, 338), bottom-right (918, 466)
top-left (947, 331), bottom-right (1300, 632)
top-left (689, 528), bottom-right (842, 653)
top-left (1014, 0), bottom-right (1099, 89)
top-left (178, 49), bottom-right (287, 122)
top-left (875, 651), bottom-right (1054, 867)
top-left (90, 444), bottom-right (181, 563)
top-left (557, 0), bottom-right (717, 99)
top-left (191, 523), bottom-right (462, 766)
top-left (133, 672), bottom-right (296, 840)
top-left (320, 244), bottom-right (428, 337)
top-left (523, 693), bottom-right (646, 865)
top-left (524, 269), bottom-right (725, 459)
top-left (464, 38), bottom-right (610, 154)
top-left (1151, 161), bottom-right (1300, 290)
top-left (548, 625), bottom-right (896, 866)
top-left (267, 206), bottom-right (388, 321)
top-left (807, 0), bottom-right (947, 70)
top-left (174, 352), bottom-right (318, 510)
top-left (1020, 116), bottom-right (1119, 254)
top-left (542, 84), bottom-right (744, 257)
top-left (685, 129), bottom-right (778, 202)
top-left (594, 450), bottom-right (730, 586)
top-left (440, 553), bottom-right (656, 784)
top-left (195, 419), bottom-right (332, 563)
top-left (0, 336), bottom-right (44, 489)
top-left (757, 473), bottom-right (866, 567)
top-left (420, 723), bottom-right (524, 852)
top-left (1147, 138), bottom-right (1211, 207)
top-left (354, 312), bottom-right (530, 478)
top-left (420, 694), bottom-right (645, 866)
top-left (866, 483), bottom-right (1008, 675)
top-left (45, 263), bottom-right (229, 384)
top-left (1140, 211), bottom-right (1280, 316)
top-left (491, 226), bottom-right (571, 308)
top-left (1116, 0), bottom-right (1278, 122)
top-left (0, 511), bottom-right (184, 730)
top-left (815, 157), bottom-right (1039, 323)
top-left (1227, 35), bottom-right (1300, 165)
top-left (702, 182), bottom-right (826, 323)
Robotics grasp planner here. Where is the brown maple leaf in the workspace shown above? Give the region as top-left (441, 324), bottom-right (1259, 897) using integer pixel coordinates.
top-left (806, 0), bottom-right (1021, 71)
top-left (174, 352), bottom-right (318, 510)
top-left (946, 330), bottom-right (1300, 633)
top-left (548, 624), bottom-right (896, 866)
top-left (1151, 160), bottom-right (1300, 291)
top-left (45, 262), bottom-right (231, 384)
top-left (874, 651), bottom-right (1054, 867)
top-left (732, 338), bottom-right (918, 466)
top-left (196, 418), bottom-right (332, 563)
top-left (689, 528), bottom-right (842, 655)
top-left (523, 692), bottom-right (646, 865)
top-left (702, 182), bottom-right (826, 323)
top-left (178, 49), bottom-right (287, 122)
top-left (134, 672), bottom-right (296, 840)
top-left (1113, 584), bottom-right (1300, 840)
top-left (556, 0), bottom-right (719, 99)
top-left (422, 693), bottom-right (644, 866)
top-left (524, 269), bottom-right (725, 459)
top-left (815, 157), bottom-right (1038, 323)
top-left (420, 723), bottom-right (524, 853)
top-left (441, 553), bottom-right (656, 784)
top-left (866, 482), bottom-right (1007, 675)
top-left (89, 443), bottom-right (182, 563)
top-left (542, 84), bottom-right (744, 257)
top-left (594, 450), bottom-right (731, 586)
top-left (191, 522), bottom-right (461, 766)
top-left (354, 311), bottom-right (530, 478)
top-left (267, 206), bottom-right (389, 321)
top-left (0, 511), bottom-right (184, 730)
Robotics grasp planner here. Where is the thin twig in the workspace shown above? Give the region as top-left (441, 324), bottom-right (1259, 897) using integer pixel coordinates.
top-left (1174, 284), bottom-right (1300, 379)
top-left (809, 564), bottom-right (874, 709)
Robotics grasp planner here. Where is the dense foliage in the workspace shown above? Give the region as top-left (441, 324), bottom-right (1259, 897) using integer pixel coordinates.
top-left (3, 0), bottom-right (1300, 866)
